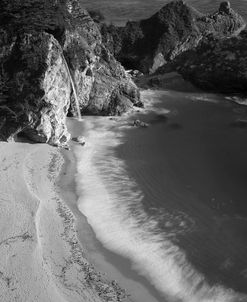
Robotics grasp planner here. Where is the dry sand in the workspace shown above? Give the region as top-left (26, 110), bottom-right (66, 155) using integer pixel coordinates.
top-left (0, 142), bottom-right (125, 302)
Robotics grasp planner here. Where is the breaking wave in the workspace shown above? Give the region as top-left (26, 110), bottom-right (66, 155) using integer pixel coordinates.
top-left (74, 116), bottom-right (246, 302)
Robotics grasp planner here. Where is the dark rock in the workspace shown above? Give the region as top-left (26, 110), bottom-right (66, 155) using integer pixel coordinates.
top-left (101, 0), bottom-right (245, 73)
top-left (0, 30), bottom-right (71, 144)
top-left (176, 31), bottom-right (247, 93)
top-left (133, 119), bottom-right (149, 128)
top-left (0, 0), bottom-right (141, 144)
top-left (72, 136), bottom-right (86, 145)
top-left (61, 2), bottom-right (141, 116)
top-left (219, 2), bottom-right (232, 15)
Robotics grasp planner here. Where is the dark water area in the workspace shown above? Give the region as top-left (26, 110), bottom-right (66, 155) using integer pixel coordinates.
top-left (75, 88), bottom-right (247, 302)
top-left (78, 0), bottom-right (247, 300)
top-left (81, 0), bottom-right (247, 25)
top-left (115, 91), bottom-right (247, 298)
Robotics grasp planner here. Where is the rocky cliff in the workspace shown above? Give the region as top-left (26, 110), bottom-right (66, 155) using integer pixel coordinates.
top-left (174, 29), bottom-right (247, 93)
top-left (0, 0), bottom-right (140, 145)
top-left (101, 0), bottom-right (245, 74)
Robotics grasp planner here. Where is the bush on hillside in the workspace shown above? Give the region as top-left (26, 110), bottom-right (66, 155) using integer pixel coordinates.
top-left (88, 10), bottom-right (105, 23)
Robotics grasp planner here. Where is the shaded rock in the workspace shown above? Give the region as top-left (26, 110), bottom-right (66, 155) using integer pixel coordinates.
top-left (0, 0), bottom-right (141, 144)
top-left (126, 69), bottom-right (144, 78)
top-left (72, 135), bottom-right (86, 145)
top-left (62, 2), bottom-right (141, 116)
top-left (219, 2), bottom-right (231, 14)
top-left (101, 0), bottom-right (245, 73)
top-left (176, 30), bottom-right (247, 93)
top-left (133, 119), bottom-right (149, 128)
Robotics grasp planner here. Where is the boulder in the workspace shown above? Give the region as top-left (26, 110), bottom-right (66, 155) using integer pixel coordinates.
top-left (72, 136), bottom-right (86, 145)
top-left (219, 1), bottom-right (231, 14)
top-left (133, 119), bottom-right (149, 128)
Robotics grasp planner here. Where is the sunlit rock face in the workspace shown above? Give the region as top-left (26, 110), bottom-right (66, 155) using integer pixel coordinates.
top-left (0, 30), bottom-right (71, 145)
top-left (63, 2), bottom-right (141, 116)
top-left (0, 0), bottom-right (141, 144)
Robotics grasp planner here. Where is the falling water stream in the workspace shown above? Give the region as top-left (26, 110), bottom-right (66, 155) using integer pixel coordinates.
top-left (62, 53), bottom-right (82, 120)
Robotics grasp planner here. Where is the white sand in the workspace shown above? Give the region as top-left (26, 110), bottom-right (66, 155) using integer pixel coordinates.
top-left (0, 142), bottom-right (122, 302)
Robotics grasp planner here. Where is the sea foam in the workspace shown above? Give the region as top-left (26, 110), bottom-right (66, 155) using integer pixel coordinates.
top-left (74, 114), bottom-right (246, 302)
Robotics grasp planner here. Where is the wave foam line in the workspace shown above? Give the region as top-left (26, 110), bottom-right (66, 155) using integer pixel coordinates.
top-left (74, 117), bottom-right (246, 302)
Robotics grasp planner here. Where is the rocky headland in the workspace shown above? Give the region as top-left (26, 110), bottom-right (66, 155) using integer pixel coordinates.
top-left (100, 1), bottom-right (247, 96)
top-left (174, 29), bottom-right (247, 93)
top-left (101, 1), bottom-right (245, 73)
top-left (1, 1), bottom-right (247, 302)
top-left (0, 0), bottom-right (141, 145)
top-left (1, 0), bottom-right (247, 145)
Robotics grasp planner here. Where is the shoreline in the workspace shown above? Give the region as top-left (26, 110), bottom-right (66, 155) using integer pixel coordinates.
top-left (60, 117), bottom-right (165, 302)
top-left (0, 141), bottom-right (125, 302)
top-left (58, 137), bottom-right (129, 302)
top-left (64, 90), bottom-right (247, 302)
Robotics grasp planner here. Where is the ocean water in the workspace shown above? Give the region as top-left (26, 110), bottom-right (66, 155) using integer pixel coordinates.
top-left (76, 1), bottom-right (247, 301)
top-left (81, 0), bottom-right (247, 25)
top-left (74, 88), bottom-right (247, 302)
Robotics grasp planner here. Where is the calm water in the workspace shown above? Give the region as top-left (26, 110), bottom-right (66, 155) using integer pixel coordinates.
top-left (81, 0), bottom-right (247, 25)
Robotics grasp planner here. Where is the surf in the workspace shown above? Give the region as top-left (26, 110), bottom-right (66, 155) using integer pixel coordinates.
top-left (73, 106), bottom-right (247, 302)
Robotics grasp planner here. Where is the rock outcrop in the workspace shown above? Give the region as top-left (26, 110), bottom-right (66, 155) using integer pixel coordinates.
top-left (175, 30), bottom-right (247, 93)
top-left (63, 3), bottom-right (141, 116)
top-left (0, 30), bottom-right (71, 145)
top-left (101, 0), bottom-right (245, 73)
top-left (0, 0), bottom-right (140, 144)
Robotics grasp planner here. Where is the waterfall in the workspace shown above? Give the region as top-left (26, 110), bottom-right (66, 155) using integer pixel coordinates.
top-left (62, 53), bottom-right (82, 121)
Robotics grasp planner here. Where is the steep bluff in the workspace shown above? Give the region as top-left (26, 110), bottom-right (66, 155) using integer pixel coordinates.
top-left (175, 29), bottom-right (247, 93)
top-left (101, 0), bottom-right (245, 74)
top-left (0, 0), bottom-right (140, 145)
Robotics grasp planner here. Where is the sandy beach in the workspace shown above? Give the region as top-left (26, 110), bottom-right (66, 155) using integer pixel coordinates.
top-left (1, 87), bottom-right (247, 302)
top-left (64, 118), bottom-right (165, 302)
top-left (66, 90), bottom-right (247, 302)
top-left (0, 141), bottom-right (125, 302)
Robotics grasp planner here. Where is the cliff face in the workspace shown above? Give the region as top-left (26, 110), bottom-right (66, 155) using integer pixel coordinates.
top-left (63, 3), bottom-right (141, 116)
top-left (176, 30), bottom-right (247, 93)
top-left (0, 31), bottom-right (71, 145)
top-left (101, 0), bottom-right (245, 74)
top-left (0, 0), bottom-right (140, 144)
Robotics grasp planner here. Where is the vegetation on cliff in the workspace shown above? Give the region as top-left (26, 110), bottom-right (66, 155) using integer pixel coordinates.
top-left (101, 0), bottom-right (245, 74)
top-left (0, 0), bottom-right (140, 145)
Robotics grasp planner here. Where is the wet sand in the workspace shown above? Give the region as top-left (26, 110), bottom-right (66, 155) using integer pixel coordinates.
top-left (61, 118), bottom-right (166, 302)
top-left (57, 86), bottom-right (247, 302)
top-left (0, 141), bottom-right (117, 302)
top-left (66, 89), bottom-right (247, 302)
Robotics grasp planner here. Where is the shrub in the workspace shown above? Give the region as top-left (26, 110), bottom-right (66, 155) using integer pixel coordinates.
top-left (88, 10), bottom-right (105, 23)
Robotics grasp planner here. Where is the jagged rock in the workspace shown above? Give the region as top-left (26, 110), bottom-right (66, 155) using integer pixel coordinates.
top-left (0, 0), bottom-right (141, 144)
top-left (176, 30), bottom-right (247, 93)
top-left (219, 1), bottom-right (231, 14)
top-left (101, 0), bottom-right (245, 73)
top-left (0, 30), bottom-right (71, 144)
top-left (62, 2), bottom-right (141, 116)
top-left (126, 70), bottom-right (143, 77)
top-left (133, 119), bottom-right (149, 128)
top-left (72, 136), bottom-right (86, 145)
